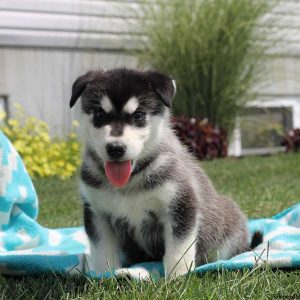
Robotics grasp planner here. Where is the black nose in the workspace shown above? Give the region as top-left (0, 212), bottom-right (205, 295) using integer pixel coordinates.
top-left (106, 143), bottom-right (126, 159)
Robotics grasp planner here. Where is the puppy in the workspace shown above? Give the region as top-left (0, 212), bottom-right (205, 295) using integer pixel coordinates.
top-left (69, 68), bottom-right (250, 277)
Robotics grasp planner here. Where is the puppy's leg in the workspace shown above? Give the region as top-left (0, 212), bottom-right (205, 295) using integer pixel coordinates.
top-left (163, 192), bottom-right (198, 278)
top-left (215, 196), bottom-right (249, 261)
top-left (84, 204), bottom-right (121, 274)
top-left (207, 196), bottom-right (250, 262)
top-left (163, 225), bottom-right (197, 278)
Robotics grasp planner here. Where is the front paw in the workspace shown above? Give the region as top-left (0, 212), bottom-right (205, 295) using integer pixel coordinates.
top-left (163, 254), bottom-right (195, 278)
top-left (85, 253), bottom-right (121, 275)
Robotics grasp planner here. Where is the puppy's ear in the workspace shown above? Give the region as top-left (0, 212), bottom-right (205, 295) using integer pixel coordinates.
top-left (69, 71), bottom-right (99, 108)
top-left (146, 71), bottom-right (176, 108)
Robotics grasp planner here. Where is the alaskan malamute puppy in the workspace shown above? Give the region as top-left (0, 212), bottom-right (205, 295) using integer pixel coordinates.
top-left (69, 68), bottom-right (251, 277)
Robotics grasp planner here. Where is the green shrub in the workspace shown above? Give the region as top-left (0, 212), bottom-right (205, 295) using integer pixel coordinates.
top-left (0, 104), bottom-right (81, 179)
top-left (282, 129), bottom-right (300, 152)
top-left (138, 0), bottom-right (272, 133)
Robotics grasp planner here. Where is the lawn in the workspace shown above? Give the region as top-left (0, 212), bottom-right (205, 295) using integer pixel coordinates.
top-left (0, 153), bottom-right (300, 299)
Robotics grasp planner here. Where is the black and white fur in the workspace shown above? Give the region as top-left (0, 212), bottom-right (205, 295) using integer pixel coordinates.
top-left (69, 68), bottom-right (250, 277)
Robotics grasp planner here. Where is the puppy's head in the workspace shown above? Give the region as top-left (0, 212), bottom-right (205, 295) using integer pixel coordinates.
top-left (70, 68), bottom-right (176, 188)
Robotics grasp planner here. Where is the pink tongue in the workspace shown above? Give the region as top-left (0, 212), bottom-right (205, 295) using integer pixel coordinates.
top-left (105, 160), bottom-right (132, 188)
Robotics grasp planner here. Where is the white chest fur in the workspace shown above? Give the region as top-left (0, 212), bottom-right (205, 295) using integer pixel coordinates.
top-left (80, 181), bottom-right (177, 228)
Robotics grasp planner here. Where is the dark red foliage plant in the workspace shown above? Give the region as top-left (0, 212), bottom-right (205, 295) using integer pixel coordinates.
top-left (282, 129), bottom-right (300, 152)
top-left (171, 116), bottom-right (228, 160)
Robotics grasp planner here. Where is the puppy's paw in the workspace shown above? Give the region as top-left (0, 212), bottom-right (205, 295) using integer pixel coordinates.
top-left (85, 253), bottom-right (121, 275)
top-left (163, 255), bottom-right (195, 278)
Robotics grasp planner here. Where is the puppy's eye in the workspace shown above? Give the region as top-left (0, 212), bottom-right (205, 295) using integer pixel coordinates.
top-left (93, 109), bottom-right (107, 127)
top-left (94, 109), bottom-right (106, 119)
top-left (132, 111), bottom-right (146, 121)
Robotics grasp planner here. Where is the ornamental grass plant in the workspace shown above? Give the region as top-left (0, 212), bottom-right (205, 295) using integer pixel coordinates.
top-left (138, 0), bottom-right (273, 133)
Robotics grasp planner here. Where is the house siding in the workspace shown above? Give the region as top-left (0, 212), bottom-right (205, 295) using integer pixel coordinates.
top-left (0, 0), bottom-right (299, 136)
top-left (0, 0), bottom-right (141, 50)
top-left (0, 0), bottom-right (141, 136)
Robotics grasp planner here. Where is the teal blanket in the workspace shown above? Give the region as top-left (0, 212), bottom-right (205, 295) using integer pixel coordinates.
top-left (0, 131), bottom-right (299, 280)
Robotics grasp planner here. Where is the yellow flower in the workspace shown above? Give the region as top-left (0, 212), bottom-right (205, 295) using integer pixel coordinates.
top-left (71, 143), bottom-right (80, 151)
top-left (66, 163), bottom-right (75, 172)
top-left (40, 132), bottom-right (50, 142)
top-left (0, 104), bottom-right (81, 179)
top-left (69, 133), bottom-right (77, 139)
top-left (13, 103), bottom-right (23, 110)
top-left (57, 160), bottom-right (65, 167)
top-left (0, 109), bottom-right (6, 121)
top-left (8, 119), bottom-right (19, 127)
top-left (14, 140), bottom-right (25, 151)
top-left (72, 120), bottom-right (80, 128)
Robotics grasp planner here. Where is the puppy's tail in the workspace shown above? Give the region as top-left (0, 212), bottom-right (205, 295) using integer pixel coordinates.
top-left (249, 231), bottom-right (263, 250)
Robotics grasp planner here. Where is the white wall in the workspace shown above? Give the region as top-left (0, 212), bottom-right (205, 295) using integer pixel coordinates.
top-left (0, 0), bottom-right (300, 138)
top-left (0, 0), bottom-right (141, 136)
top-left (0, 48), bottom-right (137, 136)
top-left (0, 0), bottom-right (142, 50)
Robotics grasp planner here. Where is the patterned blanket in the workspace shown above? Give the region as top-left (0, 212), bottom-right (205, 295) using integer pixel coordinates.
top-left (0, 131), bottom-right (299, 280)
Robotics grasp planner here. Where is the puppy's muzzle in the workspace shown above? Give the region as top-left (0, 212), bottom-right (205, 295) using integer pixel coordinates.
top-left (106, 142), bottom-right (126, 160)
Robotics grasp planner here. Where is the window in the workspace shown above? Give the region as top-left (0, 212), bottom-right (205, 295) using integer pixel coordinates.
top-left (241, 107), bottom-right (293, 149)
top-left (0, 95), bottom-right (9, 123)
top-left (228, 99), bottom-right (300, 156)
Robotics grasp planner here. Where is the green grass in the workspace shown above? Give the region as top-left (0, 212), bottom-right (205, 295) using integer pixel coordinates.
top-left (1, 153), bottom-right (300, 299)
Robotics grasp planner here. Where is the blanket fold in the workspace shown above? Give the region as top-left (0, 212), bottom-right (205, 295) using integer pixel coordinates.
top-left (0, 131), bottom-right (299, 280)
